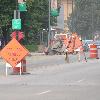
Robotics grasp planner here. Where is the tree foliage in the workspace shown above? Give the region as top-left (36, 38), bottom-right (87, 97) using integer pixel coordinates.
top-left (0, 0), bottom-right (57, 45)
top-left (23, 0), bottom-right (50, 44)
top-left (67, 0), bottom-right (100, 39)
top-left (0, 0), bottom-right (16, 44)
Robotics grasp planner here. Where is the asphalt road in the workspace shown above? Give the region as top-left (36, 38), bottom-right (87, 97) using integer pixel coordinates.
top-left (0, 52), bottom-right (100, 100)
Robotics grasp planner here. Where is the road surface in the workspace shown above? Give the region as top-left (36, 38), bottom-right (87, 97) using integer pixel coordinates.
top-left (0, 53), bottom-right (100, 100)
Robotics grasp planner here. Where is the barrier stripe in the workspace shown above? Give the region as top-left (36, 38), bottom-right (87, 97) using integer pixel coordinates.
top-left (90, 53), bottom-right (98, 54)
top-left (90, 48), bottom-right (97, 50)
top-left (90, 51), bottom-right (97, 53)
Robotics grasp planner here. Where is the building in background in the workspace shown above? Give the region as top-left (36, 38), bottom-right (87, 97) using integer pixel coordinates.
top-left (56, 0), bottom-right (74, 32)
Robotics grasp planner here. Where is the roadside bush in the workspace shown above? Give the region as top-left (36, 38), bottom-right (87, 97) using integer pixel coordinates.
top-left (24, 44), bottom-right (38, 52)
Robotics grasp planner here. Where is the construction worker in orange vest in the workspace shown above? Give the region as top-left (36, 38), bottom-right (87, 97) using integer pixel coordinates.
top-left (65, 33), bottom-right (73, 63)
top-left (65, 32), bottom-right (77, 63)
top-left (66, 32), bottom-right (75, 53)
top-left (65, 32), bottom-right (87, 62)
top-left (72, 32), bottom-right (87, 62)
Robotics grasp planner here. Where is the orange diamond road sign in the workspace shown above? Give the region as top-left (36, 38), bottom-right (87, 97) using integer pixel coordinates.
top-left (0, 38), bottom-right (29, 67)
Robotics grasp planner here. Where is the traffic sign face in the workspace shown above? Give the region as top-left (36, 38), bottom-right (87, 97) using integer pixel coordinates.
top-left (11, 31), bottom-right (24, 41)
top-left (18, 2), bottom-right (27, 11)
top-left (0, 38), bottom-right (29, 67)
top-left (12, 19), bottom-right (21, 30)
top-left (51, 9), bottom-right (59, 17)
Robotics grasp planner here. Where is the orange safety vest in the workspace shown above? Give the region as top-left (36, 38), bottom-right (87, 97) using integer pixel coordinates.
top-left (66, 32), bottom-right (84, 53)
top-left (74, 35), bottom-right (82, 49)
top-left (65, 35), bottom-right (75, 53)
top-left (72, 33), bottom-right (84, 51)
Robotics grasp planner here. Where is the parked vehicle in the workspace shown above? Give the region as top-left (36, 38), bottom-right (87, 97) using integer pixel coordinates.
top-left (82, 40), bottom-right (93, 52)
top-left (82, 40), bottom-right (100, 52)
top-left (93, 41), bottom-right (100, 49)
top-left (44, 34), bottom-right (67, 55)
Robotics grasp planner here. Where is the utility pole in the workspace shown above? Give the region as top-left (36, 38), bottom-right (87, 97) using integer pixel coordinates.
top-left (16, 0), bottom-right (18, 40)
top-left (16, 0), bottom-right (18, 10)
top-left (48, 0), bottom-right (51, 47)
top-left (91, 0), bottom-right (94, 40)
top-left (72, 0), bottom-right (74, 32)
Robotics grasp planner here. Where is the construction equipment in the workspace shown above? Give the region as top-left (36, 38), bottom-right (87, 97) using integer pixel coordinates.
top-left (44, 33), bottom-right (67, 55)
top-left (44, 31), bottom-right (87, 63)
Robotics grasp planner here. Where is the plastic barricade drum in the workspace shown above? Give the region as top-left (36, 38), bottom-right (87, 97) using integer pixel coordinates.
top-left (13, 58), bottom-right (26, 74)
top-left (89, 44), bottom-right (98, 58)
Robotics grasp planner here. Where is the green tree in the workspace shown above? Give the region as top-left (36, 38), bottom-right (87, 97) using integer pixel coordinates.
top-left (23, 0), bottom-right (49, 44)
top-left (0, 0), bottom-right (58, 45)
top-left (0, 0), bottom-right (16, 44)
top-left (67, 0), bottom-right (100, 39)
top-left (24, 0), bottom-right (57, 44)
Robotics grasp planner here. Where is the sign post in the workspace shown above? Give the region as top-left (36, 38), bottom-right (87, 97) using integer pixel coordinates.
top-left (14, 10), bottom-right (20, 19)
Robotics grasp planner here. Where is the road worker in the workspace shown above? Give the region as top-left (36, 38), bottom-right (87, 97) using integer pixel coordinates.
top-left (72, 32), bottom-right (86, 62)
top-left (65, 33), bottom-right (73, 63)
top-left (66, 32), bottom-right (76, 54)
top-left (65, 32), bottom-right (86, 62)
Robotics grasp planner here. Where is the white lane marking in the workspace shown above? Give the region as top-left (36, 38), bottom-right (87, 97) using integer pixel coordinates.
top-left (77, 79), bottom-right (84, 83)
top-left (36, 90), bottom-right (51, 95)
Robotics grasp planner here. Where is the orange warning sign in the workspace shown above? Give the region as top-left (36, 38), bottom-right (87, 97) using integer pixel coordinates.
top-left (0, 38), bottom-right (29, 67)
